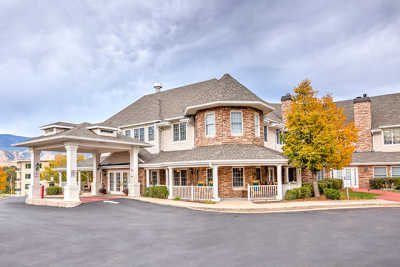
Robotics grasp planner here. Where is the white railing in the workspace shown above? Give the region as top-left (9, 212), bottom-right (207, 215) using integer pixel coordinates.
top-left (172, 186), bottom-right (213, 201)
top-left (248, 185), bottom-right (278, 201)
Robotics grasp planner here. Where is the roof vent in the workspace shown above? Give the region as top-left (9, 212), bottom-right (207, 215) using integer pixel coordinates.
top-left (153, 82), bottom-right (162, 93)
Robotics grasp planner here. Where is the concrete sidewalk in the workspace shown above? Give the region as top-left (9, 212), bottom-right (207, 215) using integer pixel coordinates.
top-left (132, 197), bottom-right (400, 213)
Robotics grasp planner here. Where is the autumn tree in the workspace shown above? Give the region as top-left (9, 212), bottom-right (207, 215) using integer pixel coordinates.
top-left (282, 80), bottom-right (358, 197)
top-left (0, 167), bottom-right (7, 192)
top-left (41, 154), bottom-right (85, 183)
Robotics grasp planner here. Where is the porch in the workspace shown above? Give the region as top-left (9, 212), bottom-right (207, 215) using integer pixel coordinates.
top-left (140, 165), bottom-right (302, 201)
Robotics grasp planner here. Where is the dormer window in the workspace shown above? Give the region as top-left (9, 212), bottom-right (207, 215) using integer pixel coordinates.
top-left (133, 128), bottom-right (145, 141)
top-left (87, 125), bottom-right (118, 137)
top-left (383, 128), bottom-right (400, 145)
top-left (173, 122), bottom-right (186, 141)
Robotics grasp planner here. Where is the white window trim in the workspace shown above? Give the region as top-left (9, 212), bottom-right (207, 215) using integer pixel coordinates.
top-left (205, 112), bottom-right (216, 137)
top-left (148, 126), bottom-right (155, 142)
top-left (254, 113), bottom-right (260, 137)
top-left (173, 168), bottom-right (188, 186)
top-left (206, 167), bottom-right (213, 185)
top-left (172, 122), bottom-right (187, 142)
top-left (232, 167), bottom-right (245, 189)
top-left (108, 171), bottom-right (129, 193)
top-left (382, 128), bottom-right (400, 145)
top-left (373, 166), bottom-right (387, 178)
top-left (391, 166), bottom-right (400, 177)
top-left (150, 170), bottom-right (160, 185)
top-left (230, 111), bottom-right (243, 136)
top-left (264, 125), bottom-right (268, 142)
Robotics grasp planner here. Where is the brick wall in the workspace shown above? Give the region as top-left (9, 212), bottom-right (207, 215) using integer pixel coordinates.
top-left (281, 94), bottom-right (292, 125)
top-left (194, 107), bottom-right (264, 147)
top-left (353, 99), bottom-right (372, 152)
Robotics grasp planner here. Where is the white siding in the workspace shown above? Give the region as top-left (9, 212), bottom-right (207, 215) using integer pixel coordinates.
top-left (160, 119), bottom-right (195, 151)
top-left (264, 125), bottom-right (283, 152)
top-left (373, 131), bottom-right (400, 152)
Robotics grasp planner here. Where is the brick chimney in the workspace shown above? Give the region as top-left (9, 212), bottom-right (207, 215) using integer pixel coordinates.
top-left (281, 93), bottom-right (292, 125)
top-left (353, 94), bottom-right (372, 152)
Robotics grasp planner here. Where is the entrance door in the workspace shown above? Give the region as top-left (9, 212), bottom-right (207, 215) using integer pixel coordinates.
top-left (108, 171), bottom-right (126, 194)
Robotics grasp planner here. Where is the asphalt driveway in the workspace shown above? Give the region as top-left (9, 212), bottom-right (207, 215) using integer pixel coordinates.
top-left (1, 197), bottom-right (400, 267)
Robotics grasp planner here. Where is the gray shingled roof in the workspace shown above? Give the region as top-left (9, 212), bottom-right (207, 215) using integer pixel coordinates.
top-left (103, 74), bottom-right (271, 127)
top-left (101, 144), bottom-right (286, 165)
top-left (41, 121), bottom-right (77, 128)
top-left (264, 103), bottom-right (282, 122)
top-left (352, 152), bottom-right (400, 164)
top-left (15, 122), bottom-right (149, 147)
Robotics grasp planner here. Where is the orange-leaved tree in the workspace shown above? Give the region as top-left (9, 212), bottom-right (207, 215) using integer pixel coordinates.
top-left (282, 80), bottom-right (358, 197)
top-left (0, 167), bottom-right (7, 191)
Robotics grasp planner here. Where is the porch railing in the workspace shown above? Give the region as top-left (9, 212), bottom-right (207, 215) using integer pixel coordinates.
top-left (172, 186), bottom-right (213, 201)
top-left (248, 185), bottom-right (278, 201)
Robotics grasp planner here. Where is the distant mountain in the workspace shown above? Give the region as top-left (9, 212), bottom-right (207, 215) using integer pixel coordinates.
top-left (0, 134), bottom-right (55, 164)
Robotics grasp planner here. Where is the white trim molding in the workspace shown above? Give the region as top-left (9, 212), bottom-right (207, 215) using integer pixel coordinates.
top-left (184, 101), bottom-right (275, 116)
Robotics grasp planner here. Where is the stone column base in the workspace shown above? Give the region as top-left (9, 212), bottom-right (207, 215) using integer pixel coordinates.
top-left (128, 183), bottom-right (141, 197)
top-left (64, 184), bottom-right (80, 202)
top-left (28, 183), bottom-right (42, 200)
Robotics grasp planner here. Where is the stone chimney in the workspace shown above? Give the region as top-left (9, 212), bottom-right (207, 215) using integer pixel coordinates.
top-left (353, 93), bottom-right (372, 152)
top-left (153, 82), bottom-right (162, 93)
top-left (281, 93), bottom-right (292, 125)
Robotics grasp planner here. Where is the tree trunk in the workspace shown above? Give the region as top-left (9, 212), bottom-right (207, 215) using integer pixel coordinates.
top-left (312, 171), bottom-right (320, 197)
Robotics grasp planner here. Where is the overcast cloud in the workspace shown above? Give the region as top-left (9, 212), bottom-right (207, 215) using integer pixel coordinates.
top-left (1, 0), bottom-right (399, 136)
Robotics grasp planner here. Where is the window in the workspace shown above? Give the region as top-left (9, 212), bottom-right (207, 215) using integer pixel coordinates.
top-left (173, 122), bottom-right (186, 141)
top-left (255, 168), bottom-right (261, 180)
top-left (173, 169), bottom-right (187, 185)
top-left (134, 128), bottom-right (144, 141)
top-left (317, 170), bottom-right (325, 181)
top-left (151, 171), bottom-right (158, 185)
top-left (392, 167), bottom-right (400, 177)
top-left (139, 128), bottom-right (145, 141)
top-left (25, 184), bottom-right (30, 190)
top-left (205, 113), bottom-right (215, 137)
top-left (230, 111), bottom-right (243, 136)
top-left (109, 172), bottom-right (114, 191)
top-left (207, 168), bottom-right (213, 185)
top-left (116, 172), bottom-right (121, 191)
top-left (232, 168), bottom-right (244, 187)
top-left (383, 128), bottom-right (400, 145)
top-left (254, 114), bottom-right (260, 137)
top-left (25, 174), bottom-right (31, 179)
top-left (374, 167), bottom-right (387, 178)
top-left (276, 129), bottom-right (283, 145)
top-left (134, 129), bottom-right (139, 140)
top-left (148, 126), bottom-right (154, 141)
top-left (125, 130), bottom-right (131, 137)
top-left (25, 164), bottom-right (31, 169)
top-left (100, 129), bottom-right (114, 134)
top-left (268, 167), bottom-right (275, 182)
top-left (264, 126), bottom-right (268, 142)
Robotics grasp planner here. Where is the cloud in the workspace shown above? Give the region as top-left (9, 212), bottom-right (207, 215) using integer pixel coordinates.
top-left (0, 0), bottom-right (399, 136)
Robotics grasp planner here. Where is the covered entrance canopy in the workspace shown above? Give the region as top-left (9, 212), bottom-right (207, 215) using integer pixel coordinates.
top-left (14, 122), bottom-right (150, 205)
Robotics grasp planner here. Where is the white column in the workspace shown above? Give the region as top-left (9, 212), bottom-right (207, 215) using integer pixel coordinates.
top-left (297, 168), bottom-right (302, 186)
top-left (212, 165), bottom-right (220, 201)
top-left (91, 152), bottom-right (101, 195)
top-left (277, 165), bottom-right (283, 200)
top-left (128, 146), bottom-right (140, 197)
top-left (165, 168), bottom-right (169, 186)
top-left (284, 167), bottom-right (289, 184)
top-left (64, 143), bottom-right (80, 202)
top-left (168, 167), bottom-right (174, 199)
top-left (146, 169), bottom-right (150, 188)
top-left (78, 171), bottom-right (81, 192)
top-left (58, 172), bottom-right (62, 186)
top-left (28, 148), bottom-right (41, 200)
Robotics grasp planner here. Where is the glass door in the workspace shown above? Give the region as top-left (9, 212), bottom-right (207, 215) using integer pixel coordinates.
top-left (109, 172), bottom-right (114, 192)
top-left (116, 172), bottom-right (121, 192)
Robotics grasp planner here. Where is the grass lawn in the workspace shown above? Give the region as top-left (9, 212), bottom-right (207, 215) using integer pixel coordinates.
top-left (340, 191), bottom-right (381, 200)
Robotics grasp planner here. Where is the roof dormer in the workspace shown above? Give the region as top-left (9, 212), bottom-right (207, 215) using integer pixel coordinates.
top-left (87, 125), bottom-right (119, 137)
top-left (40, 122), bottom-right (76, 136)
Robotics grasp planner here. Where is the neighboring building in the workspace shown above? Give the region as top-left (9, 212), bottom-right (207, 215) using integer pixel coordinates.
top-left (14, 160), bottom-right (50, 195)
top-left (14, 74), bottom-right (400, 203)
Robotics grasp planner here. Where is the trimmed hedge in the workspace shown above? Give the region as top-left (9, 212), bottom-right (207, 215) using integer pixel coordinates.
top-left (369, 177), bottom-right (400, 189)
top-left (46, 186), bottom-right (63, 195)
top-left (285, 186), bottom-right (312, 200)
top-left (318, 178), bottom-right (343, 193)
top-left (324, 188), bottom-right (340, 200)
top-left (143, 186), bottom-right (169, 199)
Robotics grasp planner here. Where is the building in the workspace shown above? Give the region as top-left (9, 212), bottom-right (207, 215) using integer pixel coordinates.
top-left (14, 160), bottom-right (50, 195)
top-left (14, 74), bottom-right (400, 204)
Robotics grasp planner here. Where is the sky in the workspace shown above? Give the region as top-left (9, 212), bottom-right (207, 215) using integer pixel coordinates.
top-left (1, 0), bottom-right (399, 137)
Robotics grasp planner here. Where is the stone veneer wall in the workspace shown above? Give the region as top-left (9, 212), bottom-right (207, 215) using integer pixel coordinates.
top-left (353, 101), bottom-right (372, 152)
top-left (194, 107), bottom-right (264, 147)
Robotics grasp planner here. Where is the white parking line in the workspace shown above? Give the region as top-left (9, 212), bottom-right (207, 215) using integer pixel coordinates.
top-left (103, 200), bottom-right (120, 204)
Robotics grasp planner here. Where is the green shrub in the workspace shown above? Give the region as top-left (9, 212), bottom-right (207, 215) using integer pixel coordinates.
top-left (143, 186), bottom-right (169, 199)
top-left (173, 197), bottom-right (181, 201)
top-left (318, 178), bottom-right (342, 194)
top-left (46, 186), bottom-right (62, 195)
top-left (285, 185), bottom-right (313, 200)
top-left (370, 177), bottom-right (400, 189)
top-left (324, 188), bottom-right (340, 200)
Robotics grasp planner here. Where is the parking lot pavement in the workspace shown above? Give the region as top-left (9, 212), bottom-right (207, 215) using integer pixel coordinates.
top-left (1, 197), bottom-right (400, 267)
